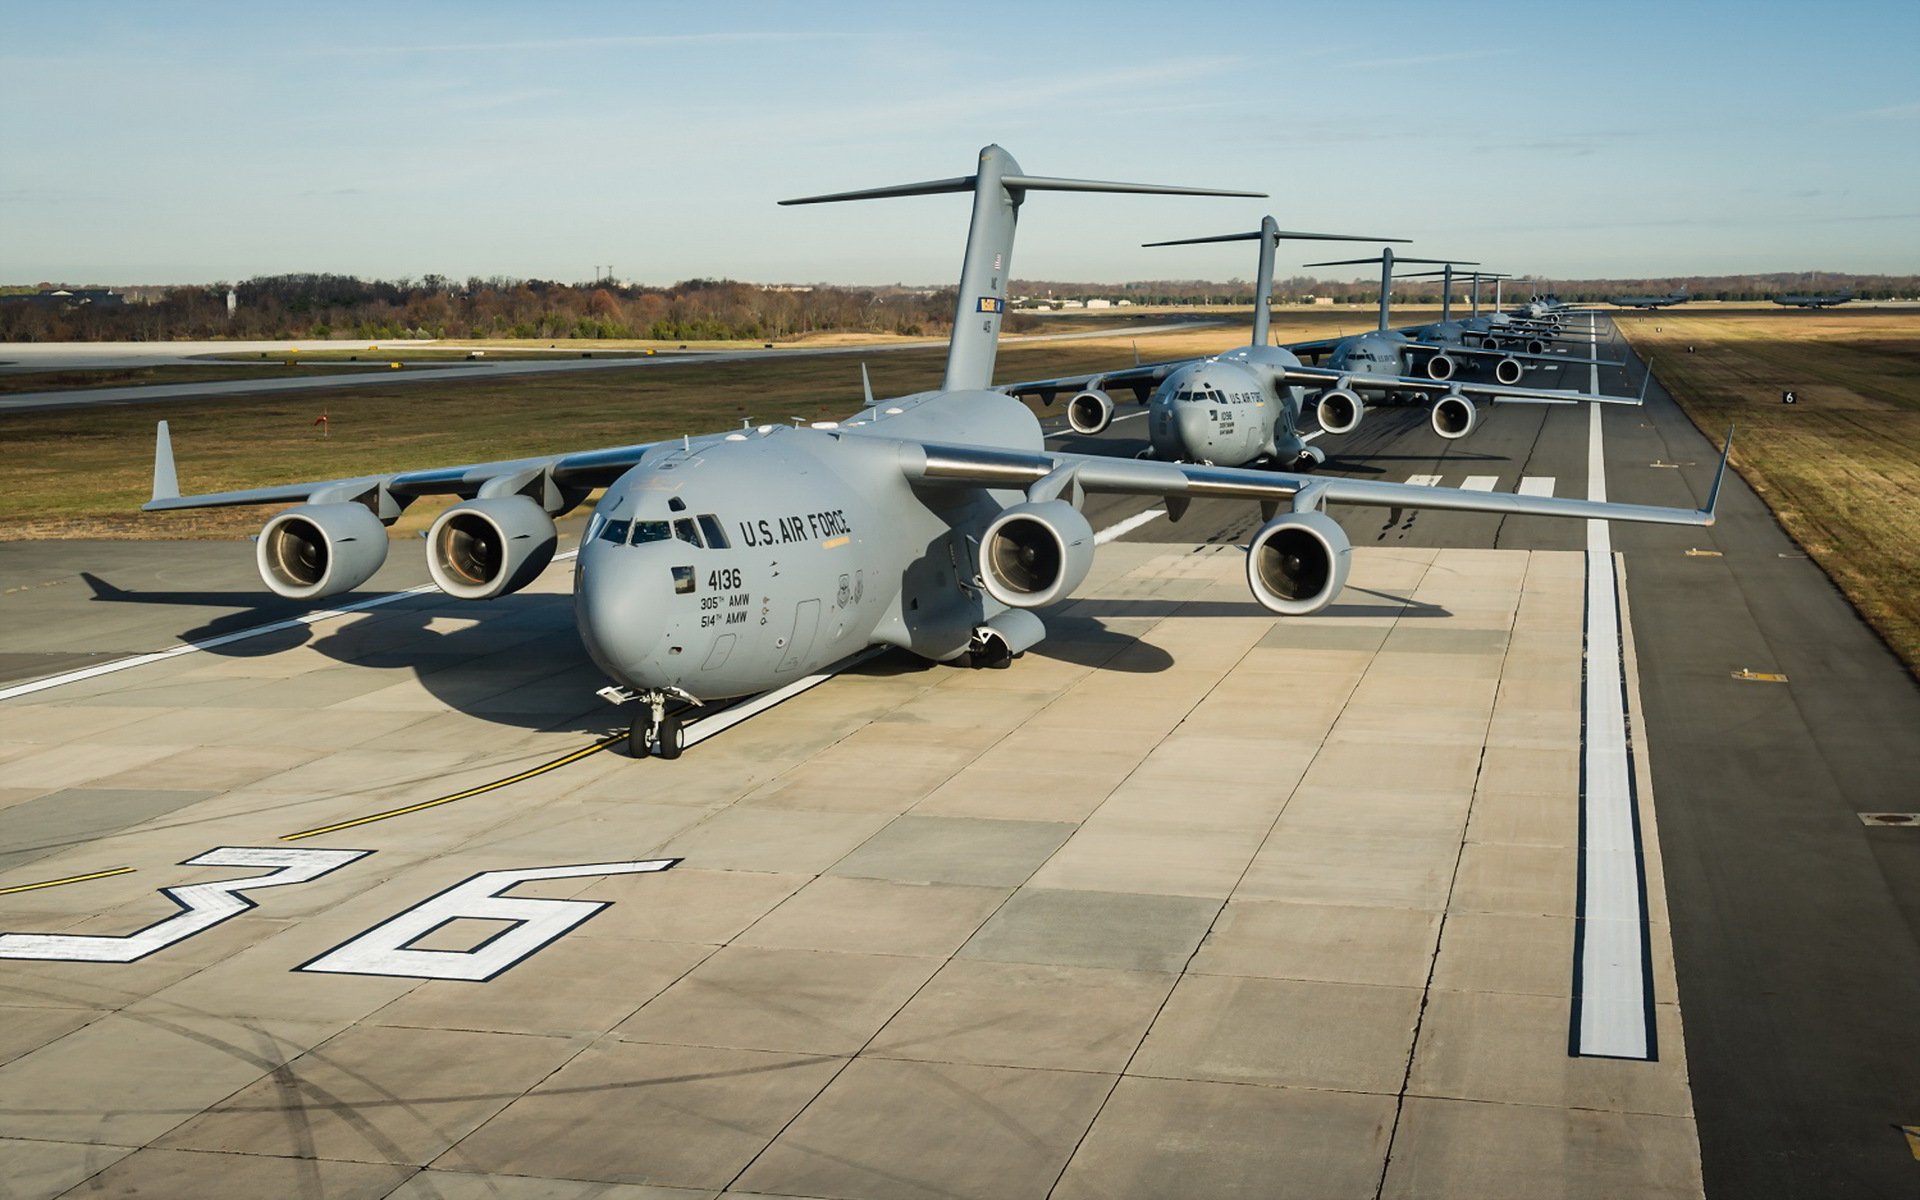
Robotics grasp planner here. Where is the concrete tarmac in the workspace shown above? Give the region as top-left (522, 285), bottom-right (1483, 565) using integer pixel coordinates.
top-left (0, 321), bottom-right (1915, 1197)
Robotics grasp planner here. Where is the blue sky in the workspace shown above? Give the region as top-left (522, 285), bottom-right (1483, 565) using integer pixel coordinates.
top-left (4, 0), bottom-right (1916, 285)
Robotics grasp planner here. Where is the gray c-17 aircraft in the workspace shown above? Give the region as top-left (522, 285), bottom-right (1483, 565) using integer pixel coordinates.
top-left (1773, 289), bottom-right (1853, 308)
top-left (1004, 237), bottom-right (1647, 467)
top-left (141, 144), bottom-right (1727, 759)
top-left (1607, 289), bottom-right (1690, 309)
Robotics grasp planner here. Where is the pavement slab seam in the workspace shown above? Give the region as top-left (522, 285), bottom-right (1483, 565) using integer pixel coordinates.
top-left (1367, 555), bottom-right (1513, 1200)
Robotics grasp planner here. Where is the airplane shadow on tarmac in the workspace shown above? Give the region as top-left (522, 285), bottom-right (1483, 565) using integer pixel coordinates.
top-left (74, 570), bottom-right (1255, 727)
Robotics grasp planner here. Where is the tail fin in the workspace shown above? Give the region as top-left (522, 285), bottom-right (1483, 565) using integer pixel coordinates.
top-left (782, 145), bottom-right (1259, 392)
top-left (1142, 218), bottom-right (1402, 348)
top-left (1305, 252), bottom-right (1474, 332)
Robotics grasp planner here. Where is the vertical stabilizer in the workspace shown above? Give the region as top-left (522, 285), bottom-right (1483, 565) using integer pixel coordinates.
top-left (782, 145), bottom-right (1259, 394)
top-left (1144, 222), bottom-right (1403, 349)
top-left (1379, 248), bottom-right (1395, 331)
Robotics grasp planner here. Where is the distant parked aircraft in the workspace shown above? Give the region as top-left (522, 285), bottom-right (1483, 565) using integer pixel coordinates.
top-left (1773, 290), bottom-right (1853, 308)
top-left (1608, 289), bottom-right (1690, 309)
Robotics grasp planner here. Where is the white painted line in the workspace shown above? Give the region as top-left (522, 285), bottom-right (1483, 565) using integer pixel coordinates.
top-left (1572, 367), bottom-right (1656, 1061)
top-left (1460, 475), bottom-right (1499, 492)
top-left (1404, 474), bottom-right (1443, 487)
top-left (683, 648), bottom-right (883, 747)
top-left (1094, 507), bottom-right (1166, 545)
top-left (1518, 475), bottom-right (1557, 497)
top-left (0, 550), bottom-right (582, 703)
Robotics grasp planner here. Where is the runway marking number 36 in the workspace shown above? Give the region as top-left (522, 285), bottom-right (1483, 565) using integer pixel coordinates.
top-left (0, 849), bottom-right (677, 981)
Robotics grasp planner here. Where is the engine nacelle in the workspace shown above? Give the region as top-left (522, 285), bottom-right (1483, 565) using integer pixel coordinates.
top-left (1493, 356), bottom-right (1524, 386)
top-left (979, 500), bottom-right (1095, 609)
top-left (1425, 352), bottom-right (1456, 381)
top-left (256, 503), bottom-right (389, 600)
top-left (1431, 392), bottom-right (1479, 440)
top-left (1315, 388), bottom-right (1365, 435)
top-left (428, 495), bottom-right (558, 600)
top-left (1066, 388), bottom-right (1116, 436)
top-left (1525, 338), bottom-right (1547, 356)
top-left (1246, 510), bottom-right (1351, 616)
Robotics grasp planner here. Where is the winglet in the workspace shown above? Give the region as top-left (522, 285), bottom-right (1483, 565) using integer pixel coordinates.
top-left (151, 421), bottom-right (179, 504)
top-left (860, 363), bottom-right (874, 408)
top-left (1702, 424), bottom-right (1733, 523)
top-left (1638, 359), bottom-right (1653, 405)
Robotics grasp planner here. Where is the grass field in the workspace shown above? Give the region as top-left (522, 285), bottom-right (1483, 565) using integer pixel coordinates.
top-left (1615, 309), bottom-right (1920, 674)
top-left (0, 323), bottom-right (1279, 541)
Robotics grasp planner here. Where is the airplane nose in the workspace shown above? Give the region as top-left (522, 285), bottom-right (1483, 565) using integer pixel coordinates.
top-left (574, 544), bottom-right (670, 686)
top-left (1174, 403), bottom-right (1212, 455)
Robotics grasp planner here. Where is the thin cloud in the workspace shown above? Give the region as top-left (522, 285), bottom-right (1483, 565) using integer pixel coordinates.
top-left (316, 31), bottom-right (846, 57)
top-left (1857, 99), bottom-right (1920, 120)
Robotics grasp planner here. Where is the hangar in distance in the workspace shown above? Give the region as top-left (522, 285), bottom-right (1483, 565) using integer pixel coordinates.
top-left (143, 145), bottom-right (1728, 757)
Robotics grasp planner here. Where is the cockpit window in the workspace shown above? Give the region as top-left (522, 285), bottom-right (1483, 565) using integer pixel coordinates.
top-left (631, 520), bottom-right (671, 545)
top-left (598, 518), bottom-right (631, 545)
top-left (697, 515), bottom-right (730, 548)
top-left (673, 518), bottom-right (701, 546)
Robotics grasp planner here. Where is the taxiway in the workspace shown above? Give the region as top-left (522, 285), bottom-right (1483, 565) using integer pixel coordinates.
top-left (1, 323), bottom-right (1916, 1198)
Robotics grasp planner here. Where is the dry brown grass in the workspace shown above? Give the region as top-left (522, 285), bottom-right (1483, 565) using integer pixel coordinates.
top-left (1615, 309), bottom-right (1920, 674)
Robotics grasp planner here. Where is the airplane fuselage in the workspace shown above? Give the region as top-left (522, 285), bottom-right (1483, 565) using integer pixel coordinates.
top-left (574, 390), bottom-right (1037, 703)
top-left (1143, 346), bottom-right (1308, 467)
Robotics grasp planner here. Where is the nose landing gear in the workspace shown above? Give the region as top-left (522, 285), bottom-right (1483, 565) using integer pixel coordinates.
top-left (600, 685), bottom-right (699, 760)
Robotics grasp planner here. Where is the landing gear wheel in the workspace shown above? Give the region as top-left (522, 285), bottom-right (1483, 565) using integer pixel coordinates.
top-left (657, 716), bottom-right (685, 760)
top-left (629, 711), bottom-right (655, 758)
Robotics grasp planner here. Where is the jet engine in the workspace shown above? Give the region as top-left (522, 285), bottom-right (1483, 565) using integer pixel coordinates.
top-left (1245, 510), bottom-right (1350, 616)
top-left (1314, 388), bottom-right (1365, 436)
top-left (257, 503), bottom-right (389, 600)
top-left (1424, 352), bottom-right (1456, 381)
top-left (1493, 356), bottom-right (1524, 386)
top-left (979, 500), bottom-right (1095, 609)
top-left (427, 496), bottom-right (559, 600)
top-left (1066, 388), bottom-right (1116, 436)
top-left (1525, 338), bottom-right (1547, 356)
top-left (1431, 392), bottom-right (1479, 440)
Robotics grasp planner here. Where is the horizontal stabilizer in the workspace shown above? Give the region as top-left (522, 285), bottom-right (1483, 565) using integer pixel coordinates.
top-left (1304, 255), bottom-right (1477, 268)
top-left (1144, 229), bottom-right (1406, 248)
top-left (781, 175), bottom-right (1261, 206)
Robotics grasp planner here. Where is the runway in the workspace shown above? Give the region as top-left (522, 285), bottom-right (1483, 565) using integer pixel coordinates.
top-left (1, 321), bottom-right (1916, 1197)
top-left (0, 321), bottom-right (1219, 414)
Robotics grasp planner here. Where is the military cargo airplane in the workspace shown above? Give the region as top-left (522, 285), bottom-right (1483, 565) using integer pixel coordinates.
top-left (142, 145), bottom-right (1726, 758)
top-left (1005, 237), bottom-right (1644, 466)
top-left (1608, 289), bottom-right (1690, 309)
top-left (1773, 289), bottom-right (1853, 308)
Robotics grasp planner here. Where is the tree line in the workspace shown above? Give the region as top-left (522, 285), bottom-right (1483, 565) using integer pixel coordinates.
top-left (0, 275), bottom-right (961, 343)
top-left (5, 270), bottom-right (1916, 343)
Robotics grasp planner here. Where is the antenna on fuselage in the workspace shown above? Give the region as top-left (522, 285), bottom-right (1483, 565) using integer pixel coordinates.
top-left (1305, 251), bottom-right (1476, 332)
top-left (779, 144), bottom-right (1261, 394)
top-left (1143, 217), bottom-right (1404, 349)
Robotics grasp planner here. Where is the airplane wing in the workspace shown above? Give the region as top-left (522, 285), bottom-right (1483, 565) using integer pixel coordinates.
top-left (1281, 363), bottom-right (1649, 407)
top-left (998, 358), bottom-right (1190, 404)
top-left (1414, 344), bottom-right (1623, 368)
top-left (899, 428), bottom-right (1728, 527)
top-left (142, 421), bottom-right (669, 512)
